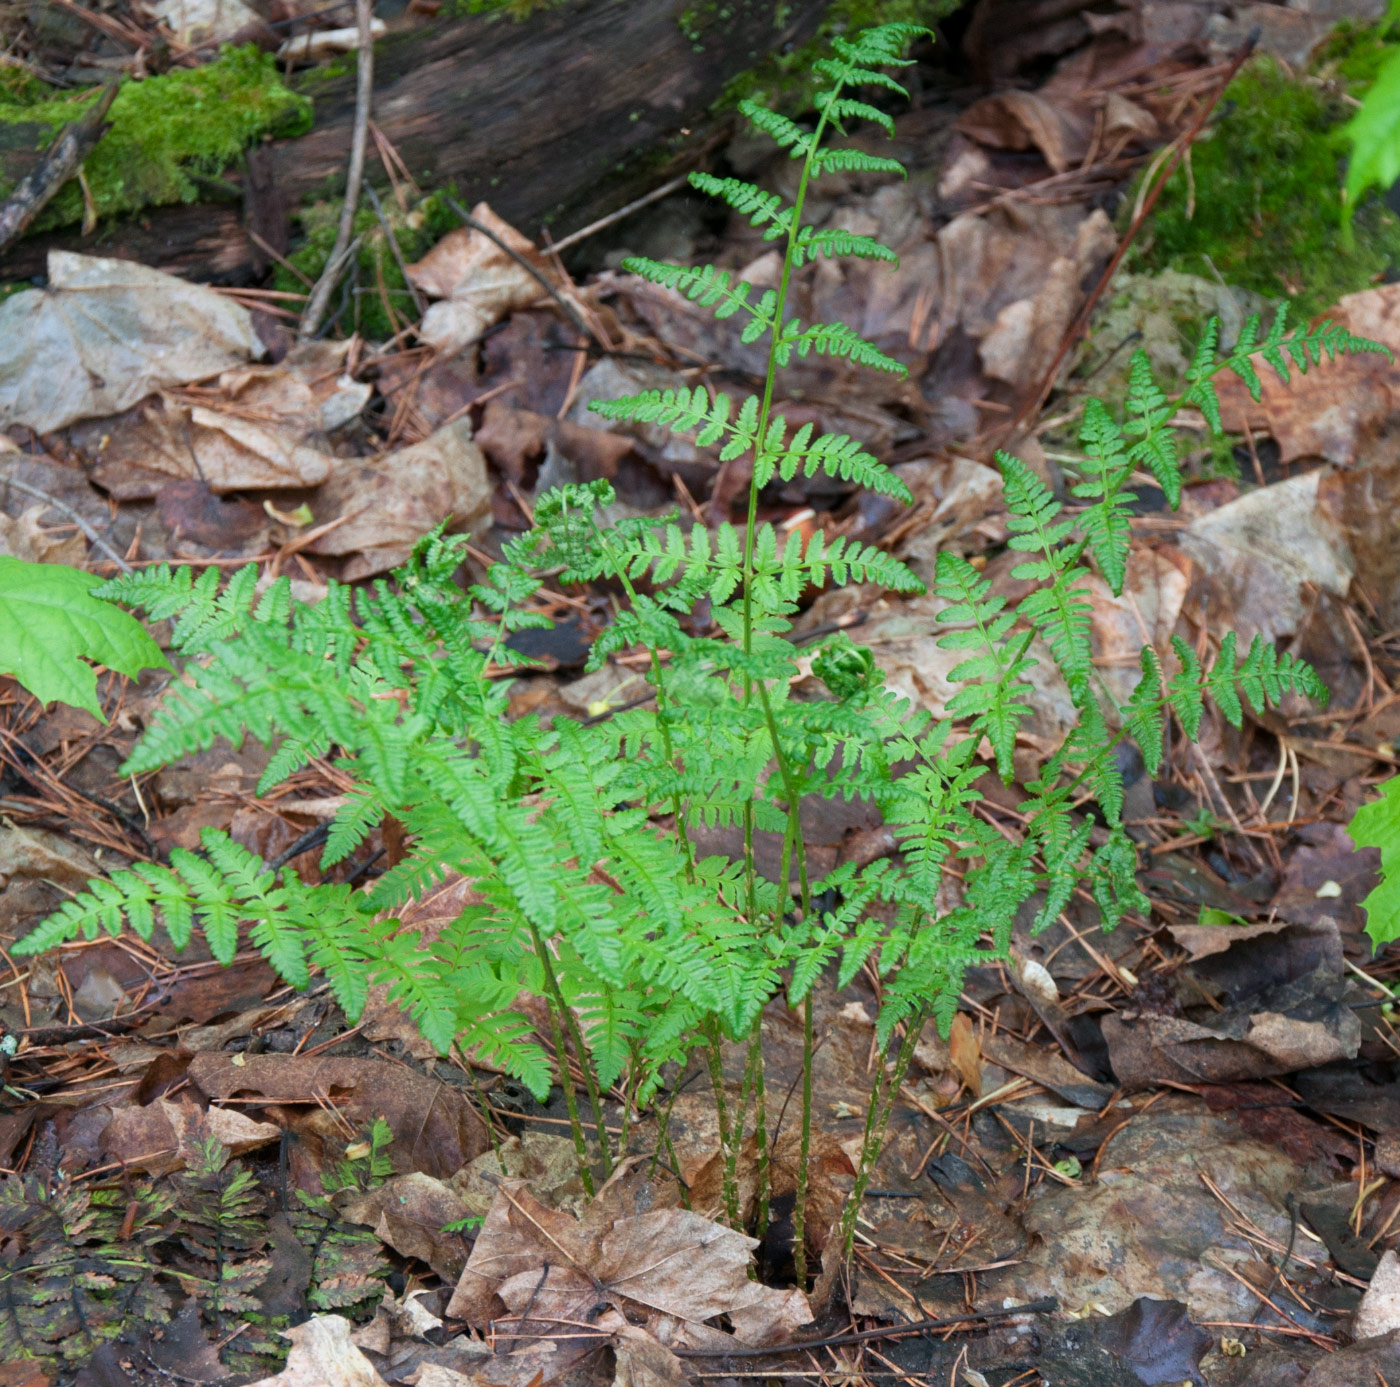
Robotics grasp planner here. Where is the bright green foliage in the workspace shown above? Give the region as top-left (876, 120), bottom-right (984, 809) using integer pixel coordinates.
top-left (0, 557), bottom-right (168, 716)
top-left (1345, 56), bottom-right (1400, 237)
top-left (0, 1173), bottom-right (172, 1363)
top-left (1349, 776), bottom-right (1400, 945)
top-left (13, 27), bottom-right (1365, 1233)
top-left (0, 47), bottom-right (309, 233)
top-left (1342, 3), bottom-right (1400, 236)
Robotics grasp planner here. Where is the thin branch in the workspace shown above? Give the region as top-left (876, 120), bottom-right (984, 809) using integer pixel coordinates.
top-left (363, 182), bottom-right (427, 318)
top-left (299, 0), bottom-right (375, 340)
top-left (0, 471), bottom-right (132, 573)
top-left (670, 1299), bottom-right (1059, 1358)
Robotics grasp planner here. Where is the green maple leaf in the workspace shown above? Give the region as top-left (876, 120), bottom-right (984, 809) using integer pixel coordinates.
top-left (1349, 776), bottom-right (1400, 946)
top-left (0, 558), bottom-right (168, 717)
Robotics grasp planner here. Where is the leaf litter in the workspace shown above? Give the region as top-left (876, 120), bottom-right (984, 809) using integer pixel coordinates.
top-left (6, 2), bottom-right (1400, 1386)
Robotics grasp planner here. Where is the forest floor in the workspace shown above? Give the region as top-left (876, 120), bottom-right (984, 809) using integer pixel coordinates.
top-left (5, 1), bottom-right (1400, 1385)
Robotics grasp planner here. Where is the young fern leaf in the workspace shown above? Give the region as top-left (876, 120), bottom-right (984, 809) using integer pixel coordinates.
top-left (619, 258), bottom-right (775, 337)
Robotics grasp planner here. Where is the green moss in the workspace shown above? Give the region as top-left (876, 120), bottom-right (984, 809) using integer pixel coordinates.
top-left (1128, 55), bottom-right (1400, 316)
top-left (276, 188), bottom-right (460, 342)
top-left (444, 0), bottom-right (568, 18)
top-left (0, 47), bottom-right (310, 233)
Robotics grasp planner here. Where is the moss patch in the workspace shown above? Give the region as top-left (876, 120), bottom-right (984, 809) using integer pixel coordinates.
top-left (275, 189), bottom-right (461, 342)
top-left (1127, 54), bottom-right (1400, 316)
top-left (0, 47), bottom-right (310, 233)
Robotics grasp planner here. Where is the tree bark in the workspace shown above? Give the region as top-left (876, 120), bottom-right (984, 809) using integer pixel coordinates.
top-left (4, 0), bottom-right (833, 280)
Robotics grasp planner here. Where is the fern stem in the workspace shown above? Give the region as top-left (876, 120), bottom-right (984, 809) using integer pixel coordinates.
top-left (702, 1020), bottom-right (740, 1226)
top-left (534, 926), bottom-right (614, 1178)
top-left (723, 1018), bottom-right (763, 1231)
top-left (530, 923), bottom-right (596, 1196)
top-left (455, 1043), bottom-right (504, 1169)
top-left (591, 518), bottom-right (699, 881)
top-left (839, 1007), bottom-right (925, 1254)
top-left (792, 990), bottom-right (814, 1286)
top-left (751, 1015), bottom-right (769, 1240)
top-left (739, 90), bottom-right (839, 658)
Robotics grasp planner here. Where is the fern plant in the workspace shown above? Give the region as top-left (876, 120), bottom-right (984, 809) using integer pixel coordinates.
top-left (12, 23), bottom-right (1379, 1283)
top-left (0, 1171), bottom-right (172, 1363)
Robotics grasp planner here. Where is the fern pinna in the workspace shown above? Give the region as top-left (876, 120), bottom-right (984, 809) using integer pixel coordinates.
top-left (13, 24), bottom-right (1379, 1269)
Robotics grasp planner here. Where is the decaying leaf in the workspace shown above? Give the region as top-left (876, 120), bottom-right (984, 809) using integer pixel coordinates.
top-left (307, 419), bottom-right (492, 580)
top-left (0, 252), bottom-right (263, 435)
top-left (448, 1178), bottom-right (811, 1346)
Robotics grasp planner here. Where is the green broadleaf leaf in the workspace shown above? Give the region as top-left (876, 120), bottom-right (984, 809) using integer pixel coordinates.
top-left (1350, 777), bottom-right (1400, 946)
top-left (0, 558), bottom-right (168, 716)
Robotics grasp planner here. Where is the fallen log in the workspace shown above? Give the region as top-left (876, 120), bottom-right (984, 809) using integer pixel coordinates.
top-left (4, 0), bottom-right (834, 280)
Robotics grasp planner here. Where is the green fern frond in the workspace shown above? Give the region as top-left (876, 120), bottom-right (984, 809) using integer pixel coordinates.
top-left (688, 173), bottom-right (791, 239)
top-left (776, 318), bottom-right (905, 373)
top-left (619, 258), bottom-right (776, 336)
top-left (793, 224), bottom-right (898, 266)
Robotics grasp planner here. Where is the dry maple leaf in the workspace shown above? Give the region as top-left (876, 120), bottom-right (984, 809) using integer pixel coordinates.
top-left (447, 1179), bottom-right (811, 1346)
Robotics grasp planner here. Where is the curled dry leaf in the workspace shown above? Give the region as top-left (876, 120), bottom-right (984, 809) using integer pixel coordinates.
top-left (0, 252), bottom-right (263, 436)
top-left (956, 89), bottom-right (1093, 173)
top-left (408, 204), bottom-right (553, 353)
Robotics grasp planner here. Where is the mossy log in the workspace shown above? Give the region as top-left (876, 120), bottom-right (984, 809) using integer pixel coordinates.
top-left (2, 0), bottom-right (834, 280)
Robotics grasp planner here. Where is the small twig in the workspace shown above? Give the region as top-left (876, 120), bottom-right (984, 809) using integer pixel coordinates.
top-left (0, 471), bottom-right (132, 573)
top-left (364, 182), bottom-right (427, 318)
top-left (0, 80), bottom-right (119, 254)
top-left (300, 0), bottom-right (374, 340)
top-left (1009, 28), bottom-right (1260, 432)
top-left (670, 1299), bottom-right (1058, 1359)
top-left (444, 197), bottom-right (595, 343)
top-left (550, 171), bottom-right (694, 255)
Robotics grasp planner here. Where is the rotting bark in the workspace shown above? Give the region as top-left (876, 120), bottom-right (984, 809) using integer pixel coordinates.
top-left (3, 0), bottom-right (834, 280)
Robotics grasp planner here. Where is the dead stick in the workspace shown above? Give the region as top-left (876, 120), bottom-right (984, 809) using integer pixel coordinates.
top-left (670, 1299), bottom-right (1058, 1358)
top-left (300, 0), bottom-right (374, 339)
top-left (0, 81), bottom-right (120, 256)
top-left (1008, 28), bottom-right (1259, 434)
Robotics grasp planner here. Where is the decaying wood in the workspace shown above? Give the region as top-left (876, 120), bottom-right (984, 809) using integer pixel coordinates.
top-left (4, 0), bottom-right (832, 280)
top-left (0, 79), bottom-right (118, 256)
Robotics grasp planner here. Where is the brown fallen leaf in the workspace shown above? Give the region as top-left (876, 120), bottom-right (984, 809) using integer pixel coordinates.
top-left (474, 400), bottom-right (634, 485)
top-left (447, 1178), bottom-right (811, 1346)
top-left (948, 1012), bottom-right (983, 1099)
top-left (100, 1097), bottom-right (280, 1176)
top-left (956, 89), bottom-right (1093, 173)
top-left (1178, 468), bottom-right (1354, 644)
top-left (187, 1053), bottom-right (490, 1178)
top-left (246, 1315), bottom-right (388, 1387)
top-left (308, 419), bottom-right (492, 580)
